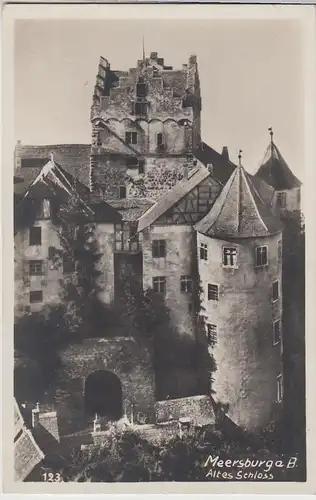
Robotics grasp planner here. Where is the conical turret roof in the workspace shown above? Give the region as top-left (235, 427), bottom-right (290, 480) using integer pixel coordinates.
top-left (256, 140), bottom-right (301, 190)
top-left (194, 163), bottom-right (282, 239)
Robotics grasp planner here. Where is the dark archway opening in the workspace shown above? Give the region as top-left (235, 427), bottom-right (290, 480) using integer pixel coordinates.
top-left (84, 370), bottom-right (123, 420)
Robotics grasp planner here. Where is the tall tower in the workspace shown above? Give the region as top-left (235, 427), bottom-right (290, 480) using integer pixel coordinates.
top-left (194, 155), bottom-right (284, 430)
top-left (256, 128), bottom-right (302, 215)
top-left (89, 53), bottom-right (202, 200)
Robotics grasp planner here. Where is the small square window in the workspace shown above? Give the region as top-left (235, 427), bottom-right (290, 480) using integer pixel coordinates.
top-left (207, 324), bottom-right (217, 347)
top-left (200, 242), bottom-right (208, 261)
top-left (180, 276), bottom-right (193, 293)
top-left (29, 291), bottom-right (43, 304)
top-left (118, 186), bottom-right (126, 199)
top-left (208, 284), bottom-right (219, 301)
top-left (29, 227), bottom-right (41, 246)
top-left (272, 280), bottom-right (279, 302)
top-left (125, 132), bottom-right (138, 145)
top-left (223, 247), bottom-right (238, 267)
top-left (29, 260), bottom-right (43, 276)
top-left (153, 276), bottom-right (166, 293)
top-left (277, 192), bottom-right (287, 208)
top-left (273, 319), bottom-right (281, 345)
top-left (134, 102), bottom-right (148, 116)
top-left (126, 157), bottom-right (139, 168)
top-left (277, 374), bottom-right (283, 402)
top-left (152, 240), bottom-right (166, 258)
top-left (255, 246), bottom-right (268, 267)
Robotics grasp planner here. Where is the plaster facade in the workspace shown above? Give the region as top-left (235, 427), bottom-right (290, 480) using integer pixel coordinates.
top-left (197, 231), bottom-right (283, 430)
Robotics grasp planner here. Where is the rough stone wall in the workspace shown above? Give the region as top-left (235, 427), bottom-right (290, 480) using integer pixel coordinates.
top-left (142, 225), bottom-right (196, 337)
top-left (91, 155), bottom-right (191, 202)
top-left (197, 232), bottom-right (283, 431)
top-left (55, 338), bottom-right (155, 435)
top-left (14, 220), bottom-right (62, 318)
top-left (94, 223), bottom-right (115, 304)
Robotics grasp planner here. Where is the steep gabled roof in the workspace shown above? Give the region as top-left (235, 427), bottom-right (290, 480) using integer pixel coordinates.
top-left (256, 140), bottom-right (302, 190)
top-left (137, 165), bottom-right (211, 232)
top-left (194, 142), bottom-right (236, 185)
top-left (15, 144), bottom-right (91, 188)
top-left (194, 163), bottom-right (282, 239)
top-left (15, 158), bottom-right (121, 225)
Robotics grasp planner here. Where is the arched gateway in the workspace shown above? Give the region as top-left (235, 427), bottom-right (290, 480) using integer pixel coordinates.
top-left (84, 370), bottom-right (122, 420)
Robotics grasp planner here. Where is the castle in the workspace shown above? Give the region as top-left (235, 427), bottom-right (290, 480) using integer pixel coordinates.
top-left (14, 52), bottom-right (302, 432)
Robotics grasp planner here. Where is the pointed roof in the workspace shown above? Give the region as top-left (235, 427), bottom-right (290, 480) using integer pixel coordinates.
top-left (256, 140), bottom-right (301, 190)
top-left (194, 163), bottom-right (282, 239)
top-left (137, 165), bottom-right (212, 232)
top-left (15, 157), bottom-right (121, 225)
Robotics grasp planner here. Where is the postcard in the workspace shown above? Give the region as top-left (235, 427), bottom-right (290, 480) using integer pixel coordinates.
top-left (2, 3), bottom-right (315, 494)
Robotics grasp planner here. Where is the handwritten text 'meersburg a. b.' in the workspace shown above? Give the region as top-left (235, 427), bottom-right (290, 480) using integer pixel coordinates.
top-left (204, 455), bottom-right (298, 480)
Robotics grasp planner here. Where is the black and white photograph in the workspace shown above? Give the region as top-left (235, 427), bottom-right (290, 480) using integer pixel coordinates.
top-left (2, 3), bottom-right (315, 493)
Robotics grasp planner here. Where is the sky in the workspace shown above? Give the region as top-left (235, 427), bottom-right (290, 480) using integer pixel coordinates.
top-left (14, 18), bottom-right (304, 176)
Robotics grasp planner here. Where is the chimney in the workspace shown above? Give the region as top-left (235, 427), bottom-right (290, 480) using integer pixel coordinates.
top-left (31, 402), bottom-right (40, 428)
top-left (222, 146), bottom-right (229, 161)
top-left (207, 163), bottom-right (214, 176)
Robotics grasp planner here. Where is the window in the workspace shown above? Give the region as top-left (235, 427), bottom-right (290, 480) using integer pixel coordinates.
top-left (200, 242), bottom-right (208, 261)
top-left (125, 132), bottom-right (138, 145)
top-left (29, 291), bottom-right (43, 304)
top-left (278, 239), bottom-right (282, 261)
top-left (223, 247), bottom-right (238, 267)
top-left (152, 240), bottom-right (166, 258)
top-left (118, 186), bottom-right (126, 199)
top-left (153, 276), bottom-right (166, 293)
top-left (34, 198), bottom-right (51, 220)
top-left (208, 284), bottom-right (219, 301)
top-left (115, 222), bottom-right (139, 252)
top-left (180, 276), bottom-right (193, 293)
top-left (277, 192), bottom-right (287, 208)
top-left (273, 319), bottom-right (281, 345)
top-left (29, 260), bottom-right (43, 276)
top-left (272, 280), bottom-right (279, 302)
top-left (29, 227), bottom-right (41, 246)
top-left (207, 324), bottom-right (217, 347)
top-left (126, 157), bottom-right (139, 168)
top-left (136, 79), bottom-right (147, 98)
top-left (277, 374), bottom-right (283, 402)
top-left (134, 102), bottom-right (148, 116)
top-left (138, 160), bottom-right (145, 174)
top-left (297, 189), bottom-right (301, 204)
top-left (63, 255), bottom-right (75, 274)
top-left (255, 246), bottom-right (268, 267)
top-left (157, 133), bottom-right (164, 147)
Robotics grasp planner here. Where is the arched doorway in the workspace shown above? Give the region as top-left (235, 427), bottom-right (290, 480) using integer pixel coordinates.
top-left (84, 370), bottom-right (123, 420)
